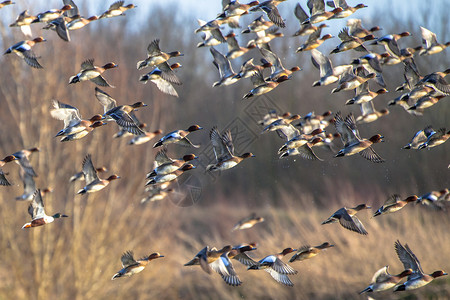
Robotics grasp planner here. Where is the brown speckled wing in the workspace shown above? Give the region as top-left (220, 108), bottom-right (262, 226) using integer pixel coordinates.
top-left (359, 146), bottom-right (384, 163)
top-left (29, 189), bottom-right (45, 219)
top-left (265, 5), bottom-right (285, 28)
top-left (0, 169), bottom-right (12, 186)
top-left (271, 258), bottom-right (298, 275)
top-left (233, 253), bottom-right (258, 267)
top-left (147, 39), bottom-right (161, 56)
top-left (265, 269), bottom-right (294, 286)
top-left (296, 144), bottom-right (323, 161)
top-left (395, 240), bottom-right (421, 273)
top-left (109, 1), bottom-right (124, 10)
top-left (158, 62), bottom-right (182, 85)
top-left (120, 250), bottom-right (137, 268)
top-left (339, 210), bottom-right (368, 235)
top-left (82, 154), bottom-right (99, 184)
top-left (115, 114), bottom-right (145, 135)
top-left (95, 87), bottom-right (117, 112)
top-left (23, 51), bottom-right (43, 69)
top-left (90, 75), bottom-right (114, 87)
top-left (81, 59), bottom-right (95, 70)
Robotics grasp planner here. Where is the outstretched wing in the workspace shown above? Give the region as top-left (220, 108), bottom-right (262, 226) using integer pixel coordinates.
top-left (50, 100), bottom-right (82, 128)
top-left (359, 146), bottom-right (385, 163)
top-left (95, 87), bottom-right (117, 112)
top-left (265, 268), bottom-right (294, 286)
top-left (82, 154), bottom-right (99, 184)
top-left (383, 194), bottom-right (401, 206)
top-left (210, 127), bottom-right (233, 162)
top-left (339, 210), bottom-right (368, 235)
top-left (81, 59), bottom-right (95, 70)
top-left (372, 266), bottom-right (391, 283)
top-left (121, 250), bottom-right (137, 268)
top-left (334, 112), bottom-right (358, 146)
top-left (147, 39), bottom-right (162, 56)
top-left (29, 189), bottom-right (45, 219)
top-left (154, 148), bottom-right (173, 166)
top-left (394, 240), bottom-right (421, 273)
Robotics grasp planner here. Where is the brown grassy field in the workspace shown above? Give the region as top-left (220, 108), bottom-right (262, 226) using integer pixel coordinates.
top-left (1, 184), bottom-right (450, 299)
top-left (0, 0), bottom-right (449, 299)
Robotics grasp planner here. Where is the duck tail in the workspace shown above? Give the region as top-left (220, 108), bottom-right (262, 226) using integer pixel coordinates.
top-left (153, 140), bottom-right (163, 148)
top-left (331, 87), bottom-right (341, 94)
top-left (393, 284), bottom-right (405, 292)
top-left (345, 99), bottom-right (355, 105)
top-left (146, 171), bottom-right (157, 178)
top-left (373, 210), bottom-right (382, 217)
top-left (243, 92), bottom-right (253, 99)
top-left (137, 59), bottom-right (148, 70)
top-left (205, 164), bottom-right (216, 172)
top-left (184, 258), bottom-right (198, 266)
top-left (145, 179), bottom-right (156, 186)
top-left (153, 141), bottom-right (163, 148)
top-left (22, 222), bottom-right (32, 229)
top-left (330, 47), bottom-right (339, 54)
top-left (321, 218), bottom-right (334, 225)
top-left (77, 188), bottom-right (86, 195)
top-left (399, 94), bottom-right (409, 101)
top-left (69, 75), bottom-right (79, 84)
top-left (111, 273), bottom-right (121, 280)
top-left (279, 151), bottom-right (289, 159)
top-left (334, 151), bottom-right (345, 157)
top-left (359, 286), bottom-right (372, 294)
top-left (387, 100), bottom-right (396, 106)
top-left (278, 145), bottom-right (287, 154)
top-left (55, 130), bottom-right (65, 137)
top-left (139, 74), bottom-right (149, 83)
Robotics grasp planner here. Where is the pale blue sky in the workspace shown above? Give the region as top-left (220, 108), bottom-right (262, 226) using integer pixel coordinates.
top-left (4, 0), bottom-right (447, 55)
top-left (6, 0), bottom-right (444, 34)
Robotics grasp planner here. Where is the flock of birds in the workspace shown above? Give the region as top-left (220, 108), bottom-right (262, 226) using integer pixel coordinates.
top-left (180, 238), bottom-right (448, 291)
top-left (0, 0), bottom-right (449, 296)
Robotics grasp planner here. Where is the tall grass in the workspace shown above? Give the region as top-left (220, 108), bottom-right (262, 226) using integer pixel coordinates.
top-left (1, 185), bottom-right (449, 299)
